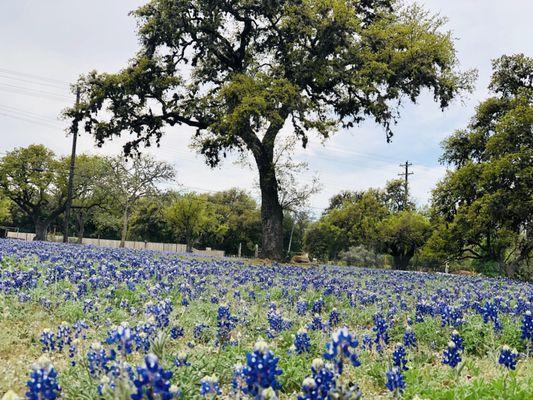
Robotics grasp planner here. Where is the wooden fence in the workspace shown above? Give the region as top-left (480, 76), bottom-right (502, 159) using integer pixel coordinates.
top-left (6, 232), bottom-right (225, 258)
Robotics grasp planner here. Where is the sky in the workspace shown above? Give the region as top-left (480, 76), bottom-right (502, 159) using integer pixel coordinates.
top-left (0, 0), bottom-right (532, 214)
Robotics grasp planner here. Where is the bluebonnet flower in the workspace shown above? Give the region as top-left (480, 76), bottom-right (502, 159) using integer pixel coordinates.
top-left (361, 334), bottom-right (373, 351)
top-left (131, 354), bottom-right (178, 400)
top-left (499, 345), bottom-right (519, 370)
top-left (145, 299), bottom-right (173, 328)
top-left (373, 314), bottom-right (389, 351)
top-left (403, 327), bottom-right (417, 348)
top-left (194, 323), bottom-right (208, 340)
top-left (26, 356), bottom-right (61, 400)
top-left (442, 341), bottom-right (462, 368)
top-left (324, 327), bottom-right (360, 374)
top-left (385, 367), bottom-right (405, 396)
top-left (174, 352), bottom-right (191, 368)
top-left (240, 339), bottom-right (283, 398)
top-left (68, 344), bottom-right (77, 366)
top-left (298, 377), bottom-right (320, 400)
top-left (328, 308), bottom-right (340, 327)
top-left (308, 314), bottom-right (324, 331)
top-left (73, 320), bottom-right (89, 339)
top-left (392, 344), bottom-right (409, 371)
top-left (481, 301), bottom-right (502, 332)
top-left (231, 364), bottom-right (246, 395)
top-left (56, 322), bottom-right (72, 351)
top-left (294, 328), bottom-right (311, 354)
top-left (217, 304), bottom-right (238, 344)
top-left (200, 375), bottom-right (221, 397)
top-left (87, 342), bottom-right (116, 376)
top-left (267, 306), bottom-right (291, 336)
top-left (106, 323), bottom-right (134, 355)
top-left (298, 358), bottom-right (336, 400)
top-left (297, 300), bottom-right (308, 316)
top-left (40, 329), bottom-right (55, 353)
top-left (450, 330), bottom-right (464, 351)
top-left (170, 326), bottom-right (184, 340)
top-left (312, 298), bottom-right (324, 314)
top-left (521, 310), bottom-right (532, 342)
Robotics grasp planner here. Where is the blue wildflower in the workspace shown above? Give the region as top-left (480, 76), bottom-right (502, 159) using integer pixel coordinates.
top-left (373, 314), bottom-right (389, 351)
top-left (499, 345), bottom-right (519, 370)
top-left (170, 326), bottom-right (184, 340)
top-left (403, 327), bottom-right (417, 348)
top-left (298, 358), bottom-right (336, 400)
top-left (26, 356), bottom-right (61, 400)
top-left (294, 328), bottom-right (311, 354)
top-left (521, 310), bottom-right (532, 342)
top-left (106, 323), bottom-right (135, 355)
top-left (200, 375), bottom-right (221, 397)
top-left (328, 308), bottom-right (340, 328)
top-left (131, 354), bottom-right (178, 400)
top-left (451, 330), bottom-right (464, 351)
top-left (392, 344), bottom-right (409, 371)
top-left (40, 329), bottom-right (55, 353)
top-left (324, 327), bottom-right (360, 374)
top-left (442, 341), bottom-right (462, 368)
top-left (174, 352), bottom-right (190, 368)
top-left (240, 339), bottom-right (283, 398)
top-left (385, 367), bottom-right (405, 396)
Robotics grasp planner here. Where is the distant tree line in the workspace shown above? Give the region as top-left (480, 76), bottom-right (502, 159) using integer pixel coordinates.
top-left (0, 147), bottom-right (308, 257)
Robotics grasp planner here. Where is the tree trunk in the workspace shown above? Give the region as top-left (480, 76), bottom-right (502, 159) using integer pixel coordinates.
top-left (120, 205), bottom-right (129, 248)
top-left (77, 210), bottom-right (85, 244)
top-left (186, 236), bottom-right (193, 253)
top-left (257, 157), bottom-right (284, 260)
top-left (34, 219), bottom-right (50, 241)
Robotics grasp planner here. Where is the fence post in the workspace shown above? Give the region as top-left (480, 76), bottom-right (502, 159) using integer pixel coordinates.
top-left (254, 244), bottom-right (259, 258)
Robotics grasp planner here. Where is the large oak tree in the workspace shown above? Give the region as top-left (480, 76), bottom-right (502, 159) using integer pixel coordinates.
top-left (68, 0), bottom-right (473, 259)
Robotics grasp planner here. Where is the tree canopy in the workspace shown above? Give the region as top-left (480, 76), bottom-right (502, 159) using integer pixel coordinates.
top-left (0, 145), bottom-right (70, 240)
top-left (428, 54), bottom-right (532, 278)
top-left (67, 0), bottom-right (473, 259)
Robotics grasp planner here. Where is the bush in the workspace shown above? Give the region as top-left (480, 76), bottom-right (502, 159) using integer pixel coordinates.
top-left (338, 245), bottom-right (384, 268)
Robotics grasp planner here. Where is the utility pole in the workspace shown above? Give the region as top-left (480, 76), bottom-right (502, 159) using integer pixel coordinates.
top-left (63, 86), bottom-right (81, 243)
top-left (398, 160), bottom-right (413, 210)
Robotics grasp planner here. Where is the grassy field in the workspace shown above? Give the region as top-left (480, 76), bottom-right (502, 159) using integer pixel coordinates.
top-left (0, 239), bottom-right (531, 399)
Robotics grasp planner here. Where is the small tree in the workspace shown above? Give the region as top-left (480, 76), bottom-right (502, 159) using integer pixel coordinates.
top-left (106, 155), bottom-right (175, 247)
top-left (0, 145), bottom-right (69, 240)
top-left (377, 210), bottom-right (431, 270)
top-left (165, 193), bottom-right (212, 252)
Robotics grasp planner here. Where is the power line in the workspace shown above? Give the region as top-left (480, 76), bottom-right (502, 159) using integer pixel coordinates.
top-left (0, 111), bottom-right (63, 130)
top-left (0, 67), bottom-right (70, 86)
top-left (0, 83), bottom-right (73, 101)
top-left (0, 104), bottom-right (62, 123)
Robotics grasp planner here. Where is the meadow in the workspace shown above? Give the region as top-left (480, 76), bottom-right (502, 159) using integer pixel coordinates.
top-left (0, 239), bottom-right (531, 399)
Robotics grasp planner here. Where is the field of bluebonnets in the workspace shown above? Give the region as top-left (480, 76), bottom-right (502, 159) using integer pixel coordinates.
top-left (0, 239), bottom-right (532, 399)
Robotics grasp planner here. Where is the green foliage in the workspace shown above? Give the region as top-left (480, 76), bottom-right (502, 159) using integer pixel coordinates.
top-left (429, 54), bottom-right (532, 278)
top-left (377, 210), bottom-right (431, 270)
top-left (0, 196), bottom-right (11, 224)
top-left (0, 145), bottom-right (68, 239)
top-left (165, 193), bottom-right (218, 252)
